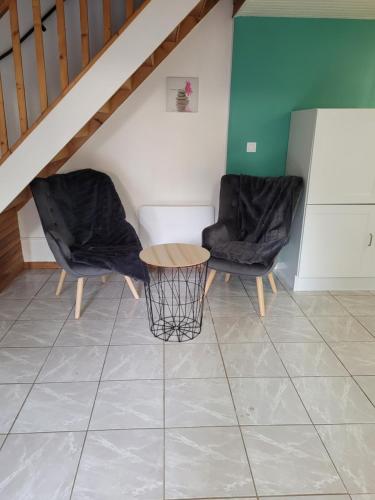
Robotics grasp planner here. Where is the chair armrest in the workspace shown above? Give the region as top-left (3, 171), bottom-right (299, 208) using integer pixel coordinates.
top-left (202, 221), bottom-right (237, 250)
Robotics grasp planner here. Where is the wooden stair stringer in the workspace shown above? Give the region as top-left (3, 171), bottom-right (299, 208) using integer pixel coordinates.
top-left (6, 0), bottom-right (219, 213)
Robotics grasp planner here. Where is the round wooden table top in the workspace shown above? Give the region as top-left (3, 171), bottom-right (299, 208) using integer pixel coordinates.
top-left (140, 243), bottom-right (210, 268)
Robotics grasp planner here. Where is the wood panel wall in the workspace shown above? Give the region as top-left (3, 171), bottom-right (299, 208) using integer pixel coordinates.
top-left (0, 208), bottom-right (24, 291)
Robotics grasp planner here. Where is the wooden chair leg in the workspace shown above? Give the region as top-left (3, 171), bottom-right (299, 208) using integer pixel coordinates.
top-left (56, 269), bottom-right (67, 296)
top-left (256, 276), bottom-right (265, 317)
top-left (125, 276), bottom-right (140, 299)
top-left (75, 277), bottom-right (84, 320)
top-left (224, 273), bottom-right (231, 283)
top-left (268, 272), bottom-right (277, 294)
top-left (204, 269), bottom-right (217, 296)
top-left (101, 275), bottom-right (107, 284)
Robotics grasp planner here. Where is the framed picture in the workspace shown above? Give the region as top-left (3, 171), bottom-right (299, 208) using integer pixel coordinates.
top-left (166, 77), bottom-right (199, 113)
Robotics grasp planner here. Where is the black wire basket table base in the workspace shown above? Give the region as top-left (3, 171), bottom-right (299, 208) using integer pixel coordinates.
top-left (143, 263), bottom-right (208, 342)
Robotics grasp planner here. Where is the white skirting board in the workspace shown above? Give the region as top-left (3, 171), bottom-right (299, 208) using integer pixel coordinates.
top-left (275, 265), bottom-right (375, 291)
top-left (139, 205), bottom-right (214, 247)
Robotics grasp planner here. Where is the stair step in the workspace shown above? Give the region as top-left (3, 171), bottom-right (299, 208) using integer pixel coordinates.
top-left (178, 15), bottom-right (199, 40)
top-left (121, 78), bottom-right (133, 91)
top-left (110, 88), bottom-right (132, 109)
top-left (132, 64), bottom-right (154, 89)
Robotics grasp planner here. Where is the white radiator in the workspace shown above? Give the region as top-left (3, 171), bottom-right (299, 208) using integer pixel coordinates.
top-left (138, 205), bottom-right (215, 247)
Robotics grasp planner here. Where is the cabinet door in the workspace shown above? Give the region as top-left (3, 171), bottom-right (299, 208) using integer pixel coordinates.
top-left (308, 109), bottom-right (375, 204)
top-left (299, 205), bottom-right (375, 278)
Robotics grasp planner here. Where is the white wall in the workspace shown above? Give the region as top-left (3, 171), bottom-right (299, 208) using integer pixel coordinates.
top-left (18, 0), bottom-right (233, 262)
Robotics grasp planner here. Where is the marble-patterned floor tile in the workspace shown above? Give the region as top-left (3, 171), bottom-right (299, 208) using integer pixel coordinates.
top-left (55, 320), bottom-right (114, 346)
top-left (261, 496), bottom-right (349, 500)
top-left (165, 343), bottom-right (225, 379)
top-left (165, 426), bottom-right (255, 499)
top-left (275, 343), bottom-right (348, 376)
top-left (122, 280), bottom-right (144, 298)
top-left (242, 276), bottom-right (284, 295)
top-left (0, 347), bottom-right (49, 383)
top-left (19, 299), bottom-right (73, 321)
top-left (83, 282), bottom-right (124, 300)
top-left (0, 384), bottom-right (31, 433)
top-left (68, 298), bottom-right (120, 320)
top-left (293, 295), bottom-right (349, 317)
top-left (189, 315), bottom-right (218, 343)
top-left (208, 275), bottom-right (247, 297)
top-left (355, 376), bottom-right (375, 404)
top-left (293, 377), bottom-right (375, 424)
top-left (90, 380), bottom-right (163, 430)
top-left (0, 299), bottom-right (30, 320)
top-left (0, 281), bottom-right (44, 299)
top-left (71, 429), bottom-right (163, 500)
top-left (0, 431), bottom-right (85, 500)
top-left (35, 280), bottom-right (76, 300)
top-left (214, 314), bottom-right (269, 343)
top-left (335, 296), bottom-right (375, 316)
top-left (330, 342), bottom-right (375, 375)
top-left (230, 377), bottom-right (309, 425)
top-left (317, 424), bottom-right (375, 493)
top-left (48, 270), bottom-right (79, 282)
top-left (117, 298), bottom-right (148, 319)
top-left (351, 496), bottom-right (375, 500)
top-left (0, 321), bottom-right (13, 340)
top-left (251, 293), bottom-right (304, 317)
top-left (165, 378), bottom-right (236, 427)
top-left (102, 345), bottom-right (163, 380)
top-left (0, 320), bottom-right (64, 347)
top-left (310, 316), bottom-right (374, 342)
top-left (356, 316), bottom-right (375, 336)
top-left (0, 436), bottom-right (4, 449)
top-left (221, 343), bottom-right (287, 377)
top-left (110, 318), bottom-right (161, 345)
top-left (242, 425), bottom-right (346, 495)
top-left (208, 296), bottom-right (256, 317)
top-left (263, 316), bottom-right (322, 342)
top-left (15, 270), bottom-right (52, 283)
top-left (37, 346), bottom-right (106, 382)
top-left (12, 381), bottom-right (97, 432)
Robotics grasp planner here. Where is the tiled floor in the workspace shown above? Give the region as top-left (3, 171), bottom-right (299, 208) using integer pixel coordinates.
top-left (0, 270), bottom-right (375, 499)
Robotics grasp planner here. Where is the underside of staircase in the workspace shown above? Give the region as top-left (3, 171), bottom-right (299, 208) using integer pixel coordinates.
top-left (0, 0), bottom-right (223, 291)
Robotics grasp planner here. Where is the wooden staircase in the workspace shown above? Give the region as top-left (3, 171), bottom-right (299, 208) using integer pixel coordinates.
top-left (0, 0), bottom-right (220, 291)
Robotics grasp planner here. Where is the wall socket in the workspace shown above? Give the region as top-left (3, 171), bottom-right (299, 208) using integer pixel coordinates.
top-left (246, 142), bottom-right (257, 153)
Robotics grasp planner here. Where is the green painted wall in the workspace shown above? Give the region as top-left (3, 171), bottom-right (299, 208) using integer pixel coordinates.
top-left (227, 17), bottom-right (375, 176)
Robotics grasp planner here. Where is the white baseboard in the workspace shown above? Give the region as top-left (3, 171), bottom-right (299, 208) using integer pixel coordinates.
top-left (293, 276), bottom-right (375, 291)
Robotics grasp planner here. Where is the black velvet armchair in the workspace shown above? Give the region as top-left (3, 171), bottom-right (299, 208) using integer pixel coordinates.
top-left (202, 174), bottom-right (303, 316)
top-left (31, 169), bottom-right (147, 319)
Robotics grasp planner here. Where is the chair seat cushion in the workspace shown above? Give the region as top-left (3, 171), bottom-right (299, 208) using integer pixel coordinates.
top-left (208, 257), bottom-right (273, 277)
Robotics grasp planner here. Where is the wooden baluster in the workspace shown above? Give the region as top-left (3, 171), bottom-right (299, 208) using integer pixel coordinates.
top-left (103, 0), bottom-right (111, 43)
top-left (126, 0), bottom-right (134, 17)
top-left (56, 0), bottom-right (69, 91)
top-left (0, 74), bottom-right (9, 155)
top-left (79, 0), bottom-right (90, 68)
top-left (32, 0), bottom-right (48, 113)
top-left (9, 0), bottom-right (28, 134)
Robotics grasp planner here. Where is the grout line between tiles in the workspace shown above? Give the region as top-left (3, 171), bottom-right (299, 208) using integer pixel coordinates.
top-left (68, 291), bottom-right (122, 500)
top-left (4, 298), bottom-right (74, 450)
top-left (211, 301), bottom-right (260, 498)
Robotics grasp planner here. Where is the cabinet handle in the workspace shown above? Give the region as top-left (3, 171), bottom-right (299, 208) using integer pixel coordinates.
top-left (369, 233), bottom-right (373, 247)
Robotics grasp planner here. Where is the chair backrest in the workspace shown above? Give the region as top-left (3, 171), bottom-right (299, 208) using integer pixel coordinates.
top-left (217, 173), bottom-right (303, 243)
top-left (217, 174), bottom-right (241, 227)
top-left (31, 169), bottom-right (126, 246)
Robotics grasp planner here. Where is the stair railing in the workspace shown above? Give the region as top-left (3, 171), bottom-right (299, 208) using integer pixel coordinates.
top-left (0, 0), bottom-right (146, 162)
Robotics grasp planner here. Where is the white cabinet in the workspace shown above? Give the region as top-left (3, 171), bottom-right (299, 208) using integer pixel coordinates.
top-left (308, 109), bottom-right (375, 204)
top-left (299, 205), bottom-right (375, 278)
top-left (278, 108), bottom-right (375, 291)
